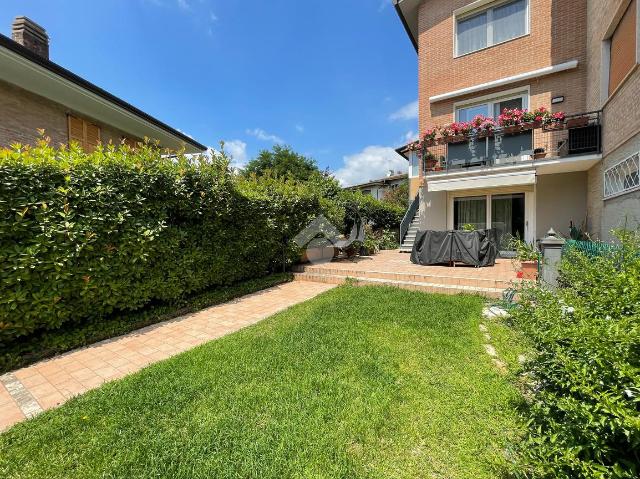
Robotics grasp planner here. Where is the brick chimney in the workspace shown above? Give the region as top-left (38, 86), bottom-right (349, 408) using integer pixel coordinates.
top-left (11, 16), bottom-right (49, 59)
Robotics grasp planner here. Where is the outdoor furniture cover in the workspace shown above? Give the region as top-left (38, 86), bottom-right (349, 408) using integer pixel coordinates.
top-left (410, 229), bottom-right (498, 267)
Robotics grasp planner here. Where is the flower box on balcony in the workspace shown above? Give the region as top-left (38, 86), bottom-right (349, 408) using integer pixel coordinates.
top-left (542, 121), bottom-right (565, 132)
top-left (566, 116), bottom-right (589, 128)
top-left (443, 135), bottom-right (466, 144)
top-left (521, 120), bottom-right (543, 130)
top-left (500, 125), bottom-right (521, 135)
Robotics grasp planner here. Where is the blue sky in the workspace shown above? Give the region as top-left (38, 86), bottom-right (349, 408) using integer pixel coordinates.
top-left (1, 0), bottom-right (417, 185)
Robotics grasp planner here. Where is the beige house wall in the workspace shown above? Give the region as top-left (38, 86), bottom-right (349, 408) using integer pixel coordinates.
top-left (536, 172), bottom-right (588, 238)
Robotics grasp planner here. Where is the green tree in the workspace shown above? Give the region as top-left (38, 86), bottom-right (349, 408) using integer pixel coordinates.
top-left (244, 145), bottom-right (319, 181)
top-left (382, 180), bottom-right (409, 209)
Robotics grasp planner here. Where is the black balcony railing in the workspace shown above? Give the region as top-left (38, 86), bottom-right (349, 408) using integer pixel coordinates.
top-left (421, 111), bottom-right (602, 174)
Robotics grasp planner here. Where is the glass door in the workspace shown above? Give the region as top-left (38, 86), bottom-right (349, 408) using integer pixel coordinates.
top-left (491, 193), bottom-right (525, 250)
top-left (454, 196), bottom-right (487, 230)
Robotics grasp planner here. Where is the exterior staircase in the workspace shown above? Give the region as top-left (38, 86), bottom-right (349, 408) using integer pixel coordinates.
top-left (399, 193), bottom-right (420, 253)
top-left (400, 213), bottom-right (420, 252)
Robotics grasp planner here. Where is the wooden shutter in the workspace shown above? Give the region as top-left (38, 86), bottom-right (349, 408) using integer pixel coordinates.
top-left (67, 115), bottom-right (101, 152)
top-left (68, 115), bottom-right (84, 147)
top-left (609, 0), bottom-right (637, 96)
top-left (122, 137), bottom-right (137, 149)
top-left (85, 123), bottom-right (101, 152)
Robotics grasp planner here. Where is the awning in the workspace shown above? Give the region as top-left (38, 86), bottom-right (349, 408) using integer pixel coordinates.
top-left (426, 171), bottom-right (536, 192)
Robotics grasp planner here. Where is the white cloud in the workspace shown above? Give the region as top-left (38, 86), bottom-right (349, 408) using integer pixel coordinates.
top-left (177, 0), bottom-right (189, 9)
top-left (295, 124), bottom-right (304, 133)
top-left (223, 139), bottom-right (248, 168)
top-left (333, 146), bottom-right (407, 187)
top-left (246, 128), bottom-right (284, 144)
top-left (401, 130), bottom-right (418, 143)
top-left (210, 11), bottom-right (218, 21)
top-left (389, 99), bottom-right (418, 121)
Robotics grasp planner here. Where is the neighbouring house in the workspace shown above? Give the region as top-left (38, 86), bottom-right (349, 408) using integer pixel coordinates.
top-left (393, 0), bottom-right (639, 252)
top-left (346, 171), bottom-right (407, 200)
top-left (0, 16), bottom-right (205, 153)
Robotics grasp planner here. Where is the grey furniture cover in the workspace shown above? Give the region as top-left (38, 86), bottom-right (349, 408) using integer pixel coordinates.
top-left (410, 229), bottom-right (498, 267)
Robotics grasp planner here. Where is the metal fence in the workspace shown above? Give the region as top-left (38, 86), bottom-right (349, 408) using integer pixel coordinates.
top-left (562, 239), bottom-right (617, 258)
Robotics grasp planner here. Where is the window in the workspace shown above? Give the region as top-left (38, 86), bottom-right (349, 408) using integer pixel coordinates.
top-left (455, 90), bottom-right (528, 122)
top-left (604, 152), bottom-right (640, 198)
top-left (456, 0), bottom-right (528, 56)
top-left (454, 196), bottom-right (487, 230)
top-left (68, 115), bottom-right (101, 152)
top-left (608, 0), bottom-right (637, 96)
top-left (408, 150), bottom-right (420, 177)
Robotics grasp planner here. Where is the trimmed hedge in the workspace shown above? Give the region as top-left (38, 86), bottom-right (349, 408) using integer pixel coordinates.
top-left (509, 230), bottom-right (640, 478)
top-left (0, 142), bottom-right (321, 345)
top-left (0, 273), bottom-right (293, 373)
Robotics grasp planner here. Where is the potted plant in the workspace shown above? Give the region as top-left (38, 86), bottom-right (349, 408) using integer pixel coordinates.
top-left (438, 124), bottom-right (455, 143)
top-left (543, 111), bottom-right (566, 130)
top-left (508, 237), bottom-right (539, 280)
top-left (533, 147), bottom-right (547, 160)
top-left (471, 115), bottom-right (496, 138)
top-left (498, 108), bottom-right (524, 135)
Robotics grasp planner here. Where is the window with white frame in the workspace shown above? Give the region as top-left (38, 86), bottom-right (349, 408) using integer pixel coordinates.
top-left (455, 90), bottom-right (529, 122)
top-left (456, 0), bottom-right (529, 56)
top-left (604, 152), bottom-right (640, 198)
top-left (408, 150), bottom-right (420, 177)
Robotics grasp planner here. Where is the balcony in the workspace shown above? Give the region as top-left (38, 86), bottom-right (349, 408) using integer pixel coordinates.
top-left (418, 111), bottom-right (601, 175)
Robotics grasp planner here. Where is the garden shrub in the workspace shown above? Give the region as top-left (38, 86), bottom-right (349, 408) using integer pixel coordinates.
top-left (0, 273), bottom-right (293, 373)
top-left (0, 141), bottom-right (321, 345)
top-left (508, 229), bottom-right (640, 478)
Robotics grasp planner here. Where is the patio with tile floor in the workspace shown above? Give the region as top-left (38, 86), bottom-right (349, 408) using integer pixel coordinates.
top-left (0, 280), bottom-right (334, 431)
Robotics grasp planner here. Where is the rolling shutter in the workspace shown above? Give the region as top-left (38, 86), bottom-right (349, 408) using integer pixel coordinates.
top-left (609, 0), bottom-right (637, 96)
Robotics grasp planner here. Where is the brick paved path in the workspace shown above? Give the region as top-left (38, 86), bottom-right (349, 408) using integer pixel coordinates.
top-left (0, 281), bottom-right (334, 431)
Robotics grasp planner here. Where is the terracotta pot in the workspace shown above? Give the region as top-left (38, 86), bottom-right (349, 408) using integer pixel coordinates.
top-left (542, 120), bottom-right (565, 131)
top-left (501, 125), bottom-right (521, 135)
top-left (520, 260), bottom-right (538, 280)
top-left (522, 120), bottom-right (542, 130)
top-left (566, 116), bottom-right (589, 128)
top-left (533, 151), bottom-right (547, 160)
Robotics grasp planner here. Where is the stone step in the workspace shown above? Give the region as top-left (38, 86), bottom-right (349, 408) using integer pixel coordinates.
top-left (293, 272), bottom-right (504, 298)
top-left (292, 265), bottom-right (514, 290)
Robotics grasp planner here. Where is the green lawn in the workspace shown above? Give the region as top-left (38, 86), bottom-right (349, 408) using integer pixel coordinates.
top-left (0, 285), bottom-right (523, 479)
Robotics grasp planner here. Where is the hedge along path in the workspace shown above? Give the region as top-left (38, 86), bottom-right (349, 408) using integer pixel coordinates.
top-left (0, 281), bottom-right (335, 431)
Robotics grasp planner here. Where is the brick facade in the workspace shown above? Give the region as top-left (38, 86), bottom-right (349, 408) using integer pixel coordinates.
top-left (584, 0), bottom-right (640, 238)
top-left (418, 0), bottom-right (588, 133)
top-left (0, 79), bottom-right (137, 149)
top-left (410, 0), bottom-right (638, 240)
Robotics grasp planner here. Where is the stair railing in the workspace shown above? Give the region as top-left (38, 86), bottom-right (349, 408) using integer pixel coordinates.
top-left (400, 193), bottom-right (419, 244)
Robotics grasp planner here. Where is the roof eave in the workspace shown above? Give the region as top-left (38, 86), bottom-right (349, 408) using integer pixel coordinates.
top-left (0, 34), bottom-right (207, 152)
top-left (393, 0), bottom-right (418, 53)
